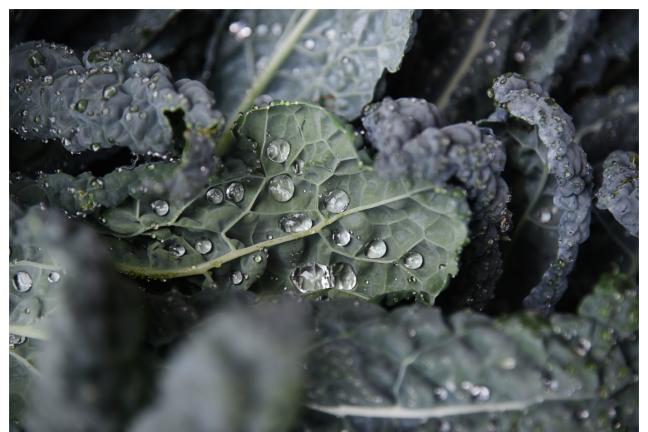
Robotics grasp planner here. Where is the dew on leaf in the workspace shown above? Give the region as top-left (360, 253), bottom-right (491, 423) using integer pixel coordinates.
top-left (151, 200), bottom-right (170, 216)
top-left (47, 271), bottom-right (61, 283)
top-left (74, 99), bottom-right (88, 113)
top-left (102, 85), bottom-right (117, 99)
top-left (169, 243), bottom-right (186, 257)
top-left (323, 190), bottom-right (350, 213)
top-left (206, 187), bottom-right (224, 205)
top-left (291, 159), bottom-right (304, 175)
top-left (13, 271), bottom-right (33, 292)
top-left (280, 213), bottom-right (313, 233)
top-left (195, 239), bottom-right (213, 255)
top-left (365, 240), bottom-right (387, 259)
top-left (332, 262), bottom-right (357, 291)
top-left (403, 252), bottom-right (424, 269)
top-left (266, 138), bottom-right (291, 163)
top-left (290, 262), bottom-right (334, 293)
top-left (268, 174), bottom-right (295, 202)
top-left (226, 182), bottom-right (245, 203)
top-left (332, 229), bottom-right (352, 247)
top-left (231, 270), bottom-right (244, 285)
top-left (9, 334), bottom-right (26, 348)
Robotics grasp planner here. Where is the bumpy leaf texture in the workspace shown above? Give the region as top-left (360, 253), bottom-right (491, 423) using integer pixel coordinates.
top-left (16, 211), bottom-right (150, 432)
top-left (10, 41), bottom-right (223, 155)
top-left (490, 73), bottom-right (593, 313)
top-left (129, 301), bottom-right (307, 432)
top-left (362, 97), bottom-right (511, 310)
top-left (11, 102), bottom-right (470, 303)
top-left (595, 151), bottom-right (638, 237)
top-left (300, 271), bottom-right (637, 431)
top-left (208, 10), bottom-right (415, 123)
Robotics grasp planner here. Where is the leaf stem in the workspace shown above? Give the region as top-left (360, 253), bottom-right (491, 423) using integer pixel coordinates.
top-left (215, 9), bottom-right (319, 156)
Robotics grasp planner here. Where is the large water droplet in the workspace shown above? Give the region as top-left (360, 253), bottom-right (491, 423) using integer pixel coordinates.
top-left (323, 190), bottom-right (350, 213)
top-left (403, 252), bottom-right (424, 270)
top-left (206, 187), bottom-right (224, 205)
top-left (13, 271), bottom-right (33, 292)
top-left (47, 271), bottom-right (61, 283)
top-left (9, 334), bottom-right (26, 348)
top-left (280, 213), bottom-right (313, 233)
top-left (231, 270), bottom-right (244, 285)
top-left (151, 200), bottom-right (170, 216)
top-left (365, 240), bottom-right (387, 259)
top-left (268, 174), bottom-right (295, 202)
top-left (195, 239), bottom-right (213, 255)
top-left (226, 182), bottom-right (245, 203)
top-left (332, 262), bottom-right (357, 291)
top-left (332, 229), bottom-right (352, 247)
top-left (266, 138), bottom-right (290, 163)
top-left (290, 262), bottom-right (334, 293)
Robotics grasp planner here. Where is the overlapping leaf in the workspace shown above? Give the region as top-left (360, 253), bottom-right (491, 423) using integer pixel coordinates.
top-left (300, 271), bottom-right (637, 430)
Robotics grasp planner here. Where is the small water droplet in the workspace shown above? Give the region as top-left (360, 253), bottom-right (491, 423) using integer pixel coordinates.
top-left (280, 213), bottom-right (313, 233)
top-left (266, 138), bottom-right (291, 163)
top-left (365, 240), bottom-right (387, 259)
top-left (268, 174), bottom-right (295, 202)
top-left (231, 270), bottom-right (244, 285)
top-left (290, 262), bottom-right (333, 293)
top-left (323, 190), bottom-right (349, 213)
top-left (151, 200), bottom-right (170, 216)
top-left (102, 85), bottom-right (117, 99)
top-left (332, 229), bottom-right (351, 247)
top-left (403, 252), bottom-right (424, 270)
top-left (75, 99), bottom-right (88, 113)
top-left (169, 243), bottom-right (186, 257)
top-left (226, 182), bottom-right (245, 203)
top-left (332, 262), bottom-right (357, 291)
top-left (253, 254), bottom-right (263, 263)
top-left (47, 271), bottom-right (61, 283)
top-left (206, 187), bottom-right (224, 205)
top-left (195, 239), bottom-right (213, 255)
top-left (304, 39), bottom-right (316, 50)
top-left (13, 271), bottom-right (33, 292)
top-left (28, 50), bottom-right (45, 68)
top-left (41, 75), bottom-right (53, 85)
top-left (291, 159), bottom-right (304, 175)
top-left (539, 208), bottom-right (552, 223)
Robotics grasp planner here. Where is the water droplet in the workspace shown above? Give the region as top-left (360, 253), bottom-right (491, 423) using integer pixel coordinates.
top-left (324, 28), bottom-right (337, 41)
top-left (513, 51), bottom-right (526, 63)
top-left (403, 252), bottom-right (424, 270)
top-left (323, 190), bottom-right (349, 213)
top-left (280, 213), bottom-right (313, 233)
top-left (229, 21), bottom-right (252, 41)
top-left (9, 334), bottom-right (26, 348)
top-left (332, 229), bottom-right (351, 247)
top-left (365, 240), bottom-right (387, 259)
top-left (41, 75), bottom-right (53, 85)
top-left (266, 138), bottom-right (291, 163)
top-left (13, 271), bottom-right (33, 292)
top-left (304, 39), bottom-right (316, 50)
top-left (539, 208), bottom-right (552, 223)
top-left (206, 187), bottom-right (224, 205)
top-left (195, 239), bottom-right (213, 255)
top-left (102, 85), bottom-right (117, 99)
top-left (151, 200), bottom-right (170, 216)
top-left (268, 174), bottom-right (295, 202)
top-left (28, 50), bottom-right (45, 68)
top-left (291, 159), bottom-right (304, 175)
top-left (290, 262), bottom-right (333, 293)
top-left (499, 357), bottom-right (517, 370)
top-left (47, 271), bottom-right (61, 283)
top-left (332, 262), bottom-right (357, 291)
top-left (231, 270), bottom-right (244, 285)
top-left (169, 243), bottom-right (186, 257)
top-left (226, 182), bottom-right (245, 203)
top-left (75, 99), bottom-right (88, 113)
top-left (253, 254), bottom-right (263, 263)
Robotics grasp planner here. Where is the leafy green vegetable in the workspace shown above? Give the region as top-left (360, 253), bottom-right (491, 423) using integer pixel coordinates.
top-left (489, 73), bottom-right (593, 313)
top-left (208, 10), bottom-right (415, 152)
top-left (300, 271), bottom-right (637, 430)
top-left (13, 102), bottom-right (471, 302)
